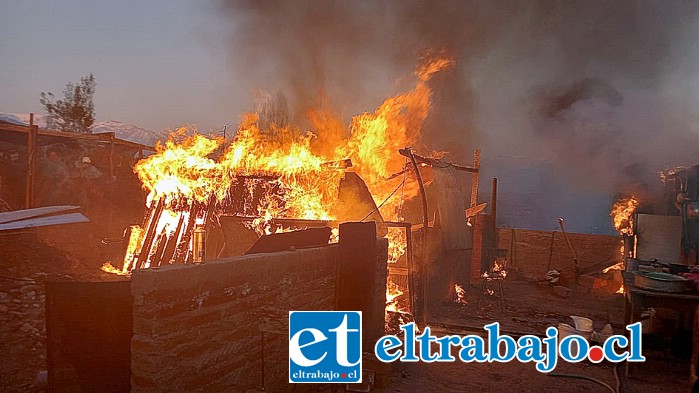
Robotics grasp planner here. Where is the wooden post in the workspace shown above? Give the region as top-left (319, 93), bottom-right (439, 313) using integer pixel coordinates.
top-left (546, 231), bottom-right (556, 271)
top-left (108, 132), bottom-right (115, 180)
top-left (336, 222), bottom-right (380, 346)
top-left (491, 177), bottom-right (498, 250)
top-left (491, 177), bottom-right (497, 229)
top-left (481, 177), bottom-right (499, 273)
top-left (557, 217), bottom-right (580, 281)
top-left (25, 114), bottom-right (38, 208)
top-left (510, 228), bottom-right (516, 268)
top-left (470, 149), bottom-right (480, 208)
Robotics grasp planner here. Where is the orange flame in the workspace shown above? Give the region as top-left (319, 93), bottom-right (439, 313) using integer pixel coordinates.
top-left (454, 283), bottom-right (467, 304)
top-left (101, 225), bottom-right (144, 275)
top-left (385, 277), bottom-right (404, 313)
top-left (611, 196), bottom-right (639, 235)
top-left (608, 196), bottom-right (636, 295)
top-left (105, 54), bottom-right (453, 277)
top-left (387, 227), bottom-right (407, 264)
top-left (482, 260), bottom-right (508, 279)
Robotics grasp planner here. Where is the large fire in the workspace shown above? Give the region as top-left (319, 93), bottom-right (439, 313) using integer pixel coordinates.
top-left (101, 52), bottom-right (454, 334)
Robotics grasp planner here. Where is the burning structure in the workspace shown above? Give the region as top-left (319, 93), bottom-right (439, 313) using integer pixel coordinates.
top-left (45, 54), bottom-right (486, 392)
top-left (102, 55), bottom-right (455, 275)
top-left (98, 54), bottom-right (482, 329)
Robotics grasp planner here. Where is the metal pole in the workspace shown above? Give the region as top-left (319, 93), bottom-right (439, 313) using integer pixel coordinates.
top-left (557, 217), bottom-right (579, 281)
top-left (399, 147), bottom-right (428, 230)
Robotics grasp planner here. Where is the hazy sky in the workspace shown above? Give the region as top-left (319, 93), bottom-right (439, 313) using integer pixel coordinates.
top-left (4, 1), bottom-right (699, 233)
top-left (0, 0), bottom-right (243, 132)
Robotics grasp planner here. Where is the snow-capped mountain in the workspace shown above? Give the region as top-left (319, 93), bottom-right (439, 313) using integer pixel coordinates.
top-left (0, 113), bottom-right (48, 127)
top-left (0, 113), bottom-right (167, 146)
top-left (90, 120), bottom-right (167, 146)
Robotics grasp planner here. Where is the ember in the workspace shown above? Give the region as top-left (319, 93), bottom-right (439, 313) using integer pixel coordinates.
top-left (481, 260), bottom-right (508, 279)
top-left (454, 283), bottom-right (467, 304)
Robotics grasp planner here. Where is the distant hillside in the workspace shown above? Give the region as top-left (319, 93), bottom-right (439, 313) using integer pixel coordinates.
top-left (90, 121), bottom-right (168, 146)
top-left (0, 113), bottom-right (48, 127)
top-left (0, 113), bottom-right (168, 146)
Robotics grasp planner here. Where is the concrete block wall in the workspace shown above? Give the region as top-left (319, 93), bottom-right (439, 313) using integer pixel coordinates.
top-left (130, 246), bottom-right (338, 392)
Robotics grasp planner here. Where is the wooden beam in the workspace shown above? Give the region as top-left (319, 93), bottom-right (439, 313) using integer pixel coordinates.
top-left (409, 151), bottom-right (479, 173)
top-left (399, 148), bottom-right (429, 231)
top-left (490, 177), bottom-right (498, 252)
top-left (0, 122), bottom-right (154, 151)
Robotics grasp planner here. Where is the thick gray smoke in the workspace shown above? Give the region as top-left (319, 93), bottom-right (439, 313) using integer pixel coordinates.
top-left (216, 0), bottom-right (699, 233)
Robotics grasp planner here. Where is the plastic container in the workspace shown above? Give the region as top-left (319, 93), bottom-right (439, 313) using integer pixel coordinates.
top-left (557, 323), bottom-right (589, 356)
top-left (570, 316), bottom-right (593, 333)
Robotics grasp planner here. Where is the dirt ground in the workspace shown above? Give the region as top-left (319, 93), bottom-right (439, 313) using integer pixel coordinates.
top-left (0, 215), bottom-right (694, 392)
top-left (373, 276), bottom-right (691, 393)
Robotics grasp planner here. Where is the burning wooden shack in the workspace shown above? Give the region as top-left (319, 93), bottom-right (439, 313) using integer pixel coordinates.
top-left (44, 54), bottom-right (491, 391)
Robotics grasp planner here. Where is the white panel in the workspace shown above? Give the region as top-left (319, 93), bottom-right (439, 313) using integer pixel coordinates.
top-left (0, 213), bottom-right (88, 231)
top-left (0, 205), bottom-right (79, 224)
top-left (636, 214), bottom-right (682, 264)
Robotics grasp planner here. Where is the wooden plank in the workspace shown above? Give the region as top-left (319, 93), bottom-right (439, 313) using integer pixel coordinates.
top-left (160, 214), bottom-right (185, 264)
top-left (465, 203), bottom-right (487, 218)
top-left (0, 212), bottom-right (88, 231)
top-left (408, 151), bottom-right (479, 173)
top-left (0, 205), bottom-right (80, 224)
top-left (135, 199), bottom-right (165, 269)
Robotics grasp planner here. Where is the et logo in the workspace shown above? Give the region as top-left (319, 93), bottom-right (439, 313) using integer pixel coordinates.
top-left (288, 311), bottom-right (362, 383)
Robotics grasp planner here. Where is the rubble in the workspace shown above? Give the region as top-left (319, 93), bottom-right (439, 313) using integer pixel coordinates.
top-left (553, 285), bottom-right (573, 298)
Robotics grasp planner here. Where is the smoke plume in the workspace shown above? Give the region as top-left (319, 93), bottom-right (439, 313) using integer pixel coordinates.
top-left (215, 0), bottom-right (699, 233)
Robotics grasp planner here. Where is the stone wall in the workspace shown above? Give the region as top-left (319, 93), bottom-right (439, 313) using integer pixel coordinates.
top-left (130, 246), bottom-right (339, 392)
